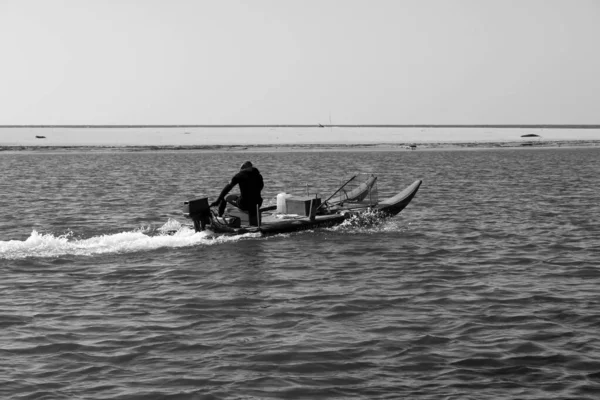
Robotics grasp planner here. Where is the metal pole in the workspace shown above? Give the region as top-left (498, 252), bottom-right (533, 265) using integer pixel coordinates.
top-left (316, 175), bottom-right (357, 211)
top-left (256, 204), bottom-right (261, 228)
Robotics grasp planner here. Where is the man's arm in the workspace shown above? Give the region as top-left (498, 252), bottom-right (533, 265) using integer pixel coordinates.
top-left (210, 179), bottom-right (237, 207)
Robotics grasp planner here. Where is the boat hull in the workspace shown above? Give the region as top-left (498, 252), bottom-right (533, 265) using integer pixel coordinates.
top-left (206, 179), bottom-right (422, 236)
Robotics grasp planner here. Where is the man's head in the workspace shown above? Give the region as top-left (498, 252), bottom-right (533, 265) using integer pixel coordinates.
top-left (240, 161), bottom-right (253, 170)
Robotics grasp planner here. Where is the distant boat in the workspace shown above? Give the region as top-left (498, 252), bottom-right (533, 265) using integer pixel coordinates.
top-left (35, 136), bottom-right (46, 139)
top-left (184, 132), bottom-right (191, 134)
top-left (520, 133), bottom-right (541, 146)
top-left (318, 123), bottom-right (325, 128)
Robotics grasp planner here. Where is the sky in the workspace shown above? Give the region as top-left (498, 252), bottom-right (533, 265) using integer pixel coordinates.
top-left (1, 0), bottom-right (599, 129)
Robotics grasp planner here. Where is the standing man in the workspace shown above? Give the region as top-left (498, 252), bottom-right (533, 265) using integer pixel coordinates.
top-left (210, 161), bottom-right (264, 221)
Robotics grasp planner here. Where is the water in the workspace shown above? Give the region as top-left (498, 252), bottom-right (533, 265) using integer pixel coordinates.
top-left (1, 147), bottom-right (599, 399)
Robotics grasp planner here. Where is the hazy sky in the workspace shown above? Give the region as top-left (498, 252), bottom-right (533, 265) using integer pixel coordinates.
top-left (1, 0), bottom-right (599, 125)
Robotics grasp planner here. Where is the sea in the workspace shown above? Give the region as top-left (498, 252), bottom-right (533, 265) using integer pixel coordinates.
top-left (1, 146), bottom-right (599, 399)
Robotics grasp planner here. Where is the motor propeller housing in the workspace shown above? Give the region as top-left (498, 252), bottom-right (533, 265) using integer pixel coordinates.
top-left (183, 197), bottom-right (211, 231)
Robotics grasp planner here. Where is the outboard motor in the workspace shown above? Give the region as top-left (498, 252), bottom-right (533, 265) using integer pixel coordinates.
top-left (183, 197), bottom-right (211, 232)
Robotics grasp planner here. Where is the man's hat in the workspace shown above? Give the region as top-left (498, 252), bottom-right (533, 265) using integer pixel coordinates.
top-left (240, 161), bottom-right (253, 170)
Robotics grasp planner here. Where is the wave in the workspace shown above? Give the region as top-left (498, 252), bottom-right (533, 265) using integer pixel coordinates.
top-left (0, 219), bottom-right (260, 260)
top-left (328, 209), bottom-right (410, 234)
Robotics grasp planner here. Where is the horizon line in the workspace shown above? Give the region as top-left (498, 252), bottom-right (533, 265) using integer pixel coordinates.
top-left (2, 124), bottom-right (600, 129)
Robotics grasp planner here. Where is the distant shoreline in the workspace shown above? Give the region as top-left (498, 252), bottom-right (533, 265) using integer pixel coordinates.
top-left (2, 140), bottom-right (599, 153)
top-left (2, 124), bottom-right (600, 129)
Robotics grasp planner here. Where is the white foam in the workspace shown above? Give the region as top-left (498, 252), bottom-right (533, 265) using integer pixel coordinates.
top-left (327, 210), bottom-right (407, 234)
top-left (0, 220), bottom-right (261, 260)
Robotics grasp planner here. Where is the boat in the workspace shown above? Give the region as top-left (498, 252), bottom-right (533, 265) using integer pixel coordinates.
top-left (183, 175), bottom-right (422, 236)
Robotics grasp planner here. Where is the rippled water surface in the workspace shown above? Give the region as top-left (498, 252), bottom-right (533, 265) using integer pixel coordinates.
top-left (1, 148), bottom-right (600, 399)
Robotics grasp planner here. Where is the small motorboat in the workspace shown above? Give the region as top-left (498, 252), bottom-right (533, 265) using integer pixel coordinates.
top-left (183, 175), bottom-right (422, 236)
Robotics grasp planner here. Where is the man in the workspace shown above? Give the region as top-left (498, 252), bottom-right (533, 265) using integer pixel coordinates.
top-left (210, 161), bottom-right (264, 218)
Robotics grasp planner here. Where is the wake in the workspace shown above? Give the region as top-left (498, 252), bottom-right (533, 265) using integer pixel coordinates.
top-left (0, 219), bottom-right (259, 260)
top-left (1, 214), bottom-right (409, 260)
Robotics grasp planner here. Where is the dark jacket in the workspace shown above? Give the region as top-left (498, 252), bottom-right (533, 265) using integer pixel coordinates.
top-left (217, 166), bottom-right (264, 208)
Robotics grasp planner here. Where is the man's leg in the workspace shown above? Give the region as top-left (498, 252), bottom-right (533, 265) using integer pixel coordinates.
top-left (218, 194), bottom-right (241, 217)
